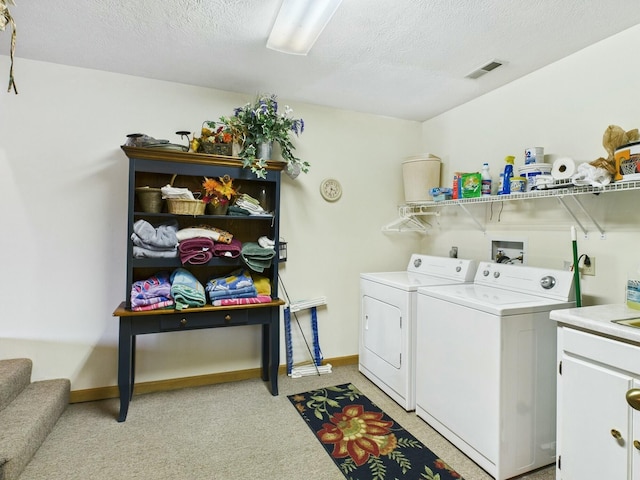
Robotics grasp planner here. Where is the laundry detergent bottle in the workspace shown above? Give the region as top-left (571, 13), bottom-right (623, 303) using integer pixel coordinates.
top-left (500, 156), bottom-right (515, 195)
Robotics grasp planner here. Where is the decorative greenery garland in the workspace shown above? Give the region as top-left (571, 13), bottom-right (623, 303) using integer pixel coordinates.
top-left (0, 0), bottom-right (17, 93)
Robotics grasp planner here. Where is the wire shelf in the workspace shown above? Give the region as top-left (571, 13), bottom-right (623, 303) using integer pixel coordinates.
top-left (400, 180), bottom-right (640, 213)
top-left (395, 180), bottom-right (640, 238)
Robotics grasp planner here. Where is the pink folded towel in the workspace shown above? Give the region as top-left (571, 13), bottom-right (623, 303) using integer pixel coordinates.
top-left (132, 299), bottom-right (175, 311)
top-left (212, 295), bottom-right (272, 306)
top-left (179, 237), bottom-right (215, 265)
top-left (212, 237), bottom-right (242, 258)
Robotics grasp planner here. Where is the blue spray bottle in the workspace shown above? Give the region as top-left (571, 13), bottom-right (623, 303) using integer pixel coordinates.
top-left (500, 156), bottom-right (515, 195)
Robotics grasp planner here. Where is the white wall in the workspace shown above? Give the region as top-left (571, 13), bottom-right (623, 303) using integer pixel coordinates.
top-left (420, 24), bottom-right (640, 306)
top-left (0, 57), bottom-right (421, 389)
top-left (3, 23), bottom-right (638, 391)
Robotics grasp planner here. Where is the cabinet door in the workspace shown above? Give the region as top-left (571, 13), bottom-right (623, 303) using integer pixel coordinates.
top-left (631, 379), bottom-right (640, 479)
top-left (560, 355), bottom-right (630, 480)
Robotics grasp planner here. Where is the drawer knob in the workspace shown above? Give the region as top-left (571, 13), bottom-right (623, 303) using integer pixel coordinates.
top-left (180, 318), bottom-right (187, 326)
top-left (634, 440), bottom-right (640, 451)
top-left (611, 429), bottom-right (623, 440)
top-left (626, 389), bottom-right (640, 411)
top-left (224, 314), bottom-right (232, 322)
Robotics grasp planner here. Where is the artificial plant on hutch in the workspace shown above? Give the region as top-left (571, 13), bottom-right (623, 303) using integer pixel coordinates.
top-left (190, 121), bottom-right (233, 155)
top-left (202, 174), bottom-right (238, 209)
top-left (220, 93), bottom-right (309, 179)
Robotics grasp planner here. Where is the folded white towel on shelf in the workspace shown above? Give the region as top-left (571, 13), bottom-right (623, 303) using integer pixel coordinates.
top-left (258, 236), bottom-right (275, 249)
top-left (161, 184), bottom-right (195, 199)
top-left (236, 199), bottom-right (266, 214)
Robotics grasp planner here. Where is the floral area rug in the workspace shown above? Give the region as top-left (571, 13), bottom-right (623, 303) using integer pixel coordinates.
top-left (288, 383), bottom-right (463, 480)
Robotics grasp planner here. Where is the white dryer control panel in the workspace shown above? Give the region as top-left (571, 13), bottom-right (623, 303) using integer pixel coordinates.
top-left (474, 261), bottom-right (575, 301)
top-left (407, 254), bottom-right (476, 281)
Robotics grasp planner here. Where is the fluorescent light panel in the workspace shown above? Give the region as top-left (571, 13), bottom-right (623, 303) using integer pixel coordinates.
top-left (267, 0), bottom-right (343, 55)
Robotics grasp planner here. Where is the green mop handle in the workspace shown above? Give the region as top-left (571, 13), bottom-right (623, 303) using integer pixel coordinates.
top-left (571, 226), bottom-right (582, 307)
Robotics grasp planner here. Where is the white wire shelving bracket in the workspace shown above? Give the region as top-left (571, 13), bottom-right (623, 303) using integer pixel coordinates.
top-left (394, 180), bottom-right (640, 238)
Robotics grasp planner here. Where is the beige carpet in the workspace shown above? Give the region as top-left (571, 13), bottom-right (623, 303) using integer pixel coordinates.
top-left (18, 365), bottom-right (555, 480)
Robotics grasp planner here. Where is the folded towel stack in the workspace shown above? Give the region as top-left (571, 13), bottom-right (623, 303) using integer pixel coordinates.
top-left (235, 194), bottom-right (267, 215)
top-left (130, 271), bottom-right (174, 311)
top-left (227, 205), bottom-right (251, 216)
top-left (130, 268), bottom-right (273, 311)
top-left (212, 295), bottom-right (272, 306)
top-left (251, 273), bottom-right (272, 296)
top-left (212, 237), bottom-right (242, 258)
top-left (131, 220), bottom-right (179, 258)
top-left (170, 268), bottom-right (207, 310)
top-left (176, 226), bottom-right (233, 245)
top-left (206, 269), bottom-right (259, 303)
top-left (178, 237), bottom-right (215, 265)
top-left (241, 242), bottom-right (276, 272)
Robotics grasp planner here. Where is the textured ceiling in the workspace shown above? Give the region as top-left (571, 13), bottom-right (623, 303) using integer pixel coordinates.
top-left (5, 0), bottom-right (640, 121)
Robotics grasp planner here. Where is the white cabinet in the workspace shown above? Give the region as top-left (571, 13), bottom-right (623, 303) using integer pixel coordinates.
top-left (557, 326), bottom-right (640, 479)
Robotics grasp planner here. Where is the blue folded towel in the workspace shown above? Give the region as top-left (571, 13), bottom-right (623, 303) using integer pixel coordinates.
top-left (206, 269), bottom-right (258, 303)
top-left (208, 286), bottom-right (257, 300)
top-left (206, 269), bottom-right (254, 292)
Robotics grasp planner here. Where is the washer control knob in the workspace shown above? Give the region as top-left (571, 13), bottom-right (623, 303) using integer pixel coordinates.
top-left (493, 271), bottom-right (500, 278)
top-left (483, 269), bottom-right (490, 276)
top-left (456, 266), bottom-right (461, 272)
top-left (414, 258), bottom-right (422, 268)
top-left (541, 276), bottom-right (556, 289)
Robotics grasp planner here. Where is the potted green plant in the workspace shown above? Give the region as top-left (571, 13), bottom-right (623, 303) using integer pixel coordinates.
top-left (220, 94), bottom-right (309, 179)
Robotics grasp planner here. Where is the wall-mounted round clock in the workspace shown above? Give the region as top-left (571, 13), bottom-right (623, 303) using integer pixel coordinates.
top-left (320, 178), bottom-right (342, 202)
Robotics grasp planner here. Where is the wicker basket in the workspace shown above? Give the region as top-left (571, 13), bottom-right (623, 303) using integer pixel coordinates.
top-left (166, 174), bottom-right (206, 216)
top-left (199, 141), bottom-right (233, 156)
top-left (135, 187), bottom-right (163, 213)
top-left (167, 198), bottom-right (206, 215)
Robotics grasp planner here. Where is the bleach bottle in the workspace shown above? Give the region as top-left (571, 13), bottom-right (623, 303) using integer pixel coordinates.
top-left (481, 163), bottom-right (492, 195)
top-left (500, 156), bottom-right (515, 195)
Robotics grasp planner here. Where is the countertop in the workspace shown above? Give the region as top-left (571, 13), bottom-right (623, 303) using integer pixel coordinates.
top-left (551, 304), bottom-right (640, 345)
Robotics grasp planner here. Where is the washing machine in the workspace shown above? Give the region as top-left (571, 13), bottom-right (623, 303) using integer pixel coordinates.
top-left (359, 254), bottom-right (477, 411)
top-left (415, 261), bottom-right (575, 480)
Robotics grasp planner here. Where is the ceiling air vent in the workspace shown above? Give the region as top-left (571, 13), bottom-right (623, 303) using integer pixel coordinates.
top-left (465, 60), bottom-right (503, 79)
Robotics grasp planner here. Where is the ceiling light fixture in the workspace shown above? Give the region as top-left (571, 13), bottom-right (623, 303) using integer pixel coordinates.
top-left (266, 0), bottom-right (343, 55)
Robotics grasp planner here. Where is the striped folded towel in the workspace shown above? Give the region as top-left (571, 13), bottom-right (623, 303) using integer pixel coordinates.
top-left (213, 295), bottom-right (272, 307)
top-left (170, 268), bottom-right (206, 310)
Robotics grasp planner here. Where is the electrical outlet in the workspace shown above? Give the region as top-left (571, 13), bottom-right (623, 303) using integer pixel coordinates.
top-left (582, 257), bottom-right (595, 276)
top-left (563, 258), bottom-right (596, 275)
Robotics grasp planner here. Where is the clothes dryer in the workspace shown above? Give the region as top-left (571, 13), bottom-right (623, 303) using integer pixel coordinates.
top-left (359, 254), bottom-right (477, 411)
top-left (415, 261), bottom-right (575, 480)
